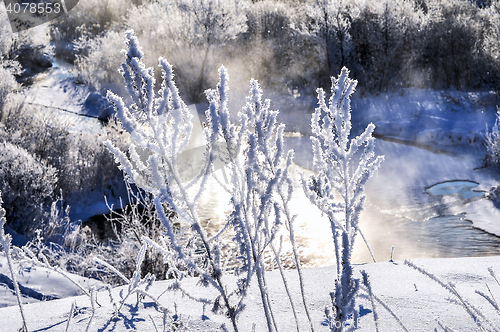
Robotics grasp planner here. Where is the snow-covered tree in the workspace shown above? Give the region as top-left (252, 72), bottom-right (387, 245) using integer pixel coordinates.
top-left (305, 0), bottom-right (355, 84)
top-left (301, 67), bottom-right (383, 331)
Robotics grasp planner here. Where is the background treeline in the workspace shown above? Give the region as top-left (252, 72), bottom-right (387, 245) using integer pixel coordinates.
top-left (50, 0), bottom-right (500, 104)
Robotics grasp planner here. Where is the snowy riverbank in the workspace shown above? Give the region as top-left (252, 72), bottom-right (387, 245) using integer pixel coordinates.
top-left (1, 254), bottom-right (500, 331)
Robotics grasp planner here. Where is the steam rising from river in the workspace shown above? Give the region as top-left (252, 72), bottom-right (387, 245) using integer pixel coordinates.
top-left (196, 135), bottom-right (500, 269)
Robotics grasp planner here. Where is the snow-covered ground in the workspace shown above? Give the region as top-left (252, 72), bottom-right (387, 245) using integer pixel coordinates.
top-left (0, 254), bottom-right (103, 309)
top-left (2, 253), bottom-right (500, 331)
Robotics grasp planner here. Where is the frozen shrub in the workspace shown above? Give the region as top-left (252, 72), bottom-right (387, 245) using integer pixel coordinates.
top-left (74, 30), bottom-right (125, 91)
top-left (0, 65), bottom-right (20, 111)
top-left (0, 8), bottom-right (20, 110)
top-left (62, 130), bottom-right (124, 200)
top-left (0, 142), bottom-right (58, 235)
top-left (50, 0), bottom-right (135, 61)
top-left (0, 96), bottom-right (124, 204)
top-left (0, 4), bottom-right (51, 79)
top-left (301, 68), bottom-right (383, 331)
top-left (485, 108), bottom-right (500, 167)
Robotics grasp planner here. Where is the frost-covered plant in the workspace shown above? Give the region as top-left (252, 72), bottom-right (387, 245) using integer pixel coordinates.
top-left (206, 65), bottom-right (300, 331)
top-left (105, 29), bottom-right (308, 331)
top-left (74, 30), bottom-right (126, 91)
top-left (405, 260), bottom-right (500, 332)
top-left (0, 190), bottom-right (28, 332)
top-left (301, 67), bottom-right (383, 331)
top-left (0, 64), bottom-right (20, 111)
top-left (0, 142), bottom-right (58, 235)
top-left (101, 182), bottom-right (173, 283)
top-left (23, 242), bottom-right (92, 299)
top-left (50, 0), bottom-right (136, 60)
top-left (94, 243), bottom-right (156, 315)
top-left (0, 8), bottom-right (20, 110)
top-left (104, 30), bottom-right (245, 330)
top-left (485, 108), bottom-right (500, 167)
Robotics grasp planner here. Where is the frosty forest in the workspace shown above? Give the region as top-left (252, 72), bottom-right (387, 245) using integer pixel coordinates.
top-left (2, 0), bottom-right (500, 331)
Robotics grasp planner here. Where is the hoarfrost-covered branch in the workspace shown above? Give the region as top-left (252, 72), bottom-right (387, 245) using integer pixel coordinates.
top-left (302, 67), bottom-right (383, 331)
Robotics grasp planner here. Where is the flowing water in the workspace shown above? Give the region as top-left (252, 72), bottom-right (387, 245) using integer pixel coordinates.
top-left (194, 134), bottom-right (500, 268)
top-left (281, 135), bottom-right (500, 266)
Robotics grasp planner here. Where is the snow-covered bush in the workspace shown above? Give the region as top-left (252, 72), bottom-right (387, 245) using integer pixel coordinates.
top-left (0, 8), bottom-right (21, 109)
top-left (0, 142), bottom-right (58, 236)
top-left (74, 30), bottom-right (125, 91)
top-left (0, 97), bottom-right (124, 204)
top-left (0, 64), bottom-right (19, 111)
top-left (50, 0), bottom-right (136, 61)
top-left (485, 108), bottom-right (500, 167)
top-left (0, 4), bottom-right (51, 79)
top-left (301, 67), bottom-right (383, 331)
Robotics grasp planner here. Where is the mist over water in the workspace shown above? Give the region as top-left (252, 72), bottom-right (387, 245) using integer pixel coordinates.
top-left (278, 135), bottom-right (500, 266)
top-left (192, 133), bottom-right (500, 269)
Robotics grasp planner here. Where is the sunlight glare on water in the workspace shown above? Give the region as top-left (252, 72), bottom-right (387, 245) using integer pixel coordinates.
top-left (278, 135), bottom-right (500, 266)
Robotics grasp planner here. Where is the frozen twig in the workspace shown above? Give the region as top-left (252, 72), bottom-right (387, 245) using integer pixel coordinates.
top-left (64, 301), bottom-right (76, 332)
top-left (405, 260), bottom-right (497, 332)
top-left (0, 190), bottom-right (28, 332)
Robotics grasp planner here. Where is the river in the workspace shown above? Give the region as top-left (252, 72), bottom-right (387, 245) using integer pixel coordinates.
top-left (30, 56), bottom-right (500, 268)
top-left (281, 134), bottom-right (500, 266)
